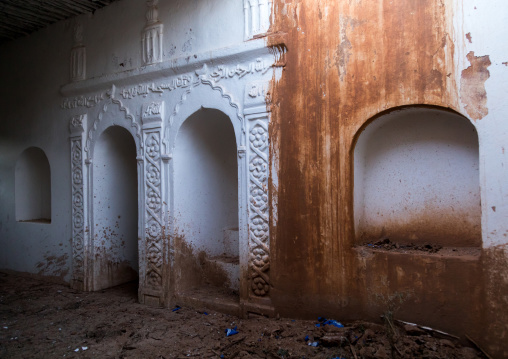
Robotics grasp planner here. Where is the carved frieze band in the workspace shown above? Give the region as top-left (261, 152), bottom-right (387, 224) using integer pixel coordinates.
top-left (69, 115), bottom-right (86, 282)
top-left (248, 118), bottom-right (270, 296)
top-left (144, 131), bottom-right (163, 288)
top-left (61, 58), bottom-right (272, 110)
top-left (120, 58), bottom-right (270, 100)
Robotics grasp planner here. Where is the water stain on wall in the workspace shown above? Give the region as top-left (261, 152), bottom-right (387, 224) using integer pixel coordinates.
top-left (266, 0), bottom-right (508, 354)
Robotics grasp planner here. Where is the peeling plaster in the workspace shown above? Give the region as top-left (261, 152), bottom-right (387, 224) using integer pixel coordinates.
top-left (460, 51), bottom-right (491, 120)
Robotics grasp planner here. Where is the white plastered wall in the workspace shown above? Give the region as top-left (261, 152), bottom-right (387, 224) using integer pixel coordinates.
top-left (453, 0), bottom-right (508, 249)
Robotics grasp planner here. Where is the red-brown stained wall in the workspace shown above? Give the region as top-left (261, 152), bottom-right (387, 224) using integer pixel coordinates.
top-left (268, 0), bottom-right (503, 355)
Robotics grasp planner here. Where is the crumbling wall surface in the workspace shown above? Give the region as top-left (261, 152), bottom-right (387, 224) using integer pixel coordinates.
top-left (270, 0), bottom-right (508, 356)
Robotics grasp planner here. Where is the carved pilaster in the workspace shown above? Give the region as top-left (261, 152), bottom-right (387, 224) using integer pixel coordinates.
top-left (248, 119), bottom-right (270, 296)
top-left (140, 101), bottom-right (166, 306)
top-left (70, 22), bottom-right (86, 82)
top-left (142, 0), bottom-right (163, 65)
top-left (243, 82), bottom-right (273, 313)
top-left (69, 114), bottom-right (87, 290)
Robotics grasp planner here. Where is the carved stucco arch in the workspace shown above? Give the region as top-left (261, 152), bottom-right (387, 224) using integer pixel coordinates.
top-left (85, 92), bottom-right (143, 160)
top-left (166, 83), bottom-right (245, 152)
top-left (165, 80), bottom-right (245, 155)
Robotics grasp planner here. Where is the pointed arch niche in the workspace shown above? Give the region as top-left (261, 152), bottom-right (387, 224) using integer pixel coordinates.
top-left (353, 106), bottom-right (481, 248)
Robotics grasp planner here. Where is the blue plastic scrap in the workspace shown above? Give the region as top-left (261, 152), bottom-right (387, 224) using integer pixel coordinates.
top-left (225, 326), bottom-right (239, 337)
top-left (315, 317), bottom-right (344, 328)
top-left (172, 305), bottom-right (181, 312)
top-left (304, 335), bottom-right (309, 342)
top-left (307, 341), bottom-right (319, 347)
top-left (324, 319), bottom-right (344, 328)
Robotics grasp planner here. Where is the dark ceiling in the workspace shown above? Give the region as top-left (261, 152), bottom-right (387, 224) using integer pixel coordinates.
top-left (0, 0), bottom-right (117, 44)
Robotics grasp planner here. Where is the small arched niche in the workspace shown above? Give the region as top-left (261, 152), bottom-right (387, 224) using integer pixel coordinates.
top-left (92, 126), bottom-right (139, 290)
top-left (174, 108), bottom-right (239, 299)
top-left (15, 147), bottom-right (51, 223)
top-left (353, 107), bottom-right (481, 248)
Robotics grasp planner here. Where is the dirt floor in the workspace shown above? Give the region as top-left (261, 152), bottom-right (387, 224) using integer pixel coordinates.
top-left (0, 271), bottom-right (486, 359)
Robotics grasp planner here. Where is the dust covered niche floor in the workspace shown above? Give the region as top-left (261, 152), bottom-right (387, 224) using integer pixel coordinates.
top-left (0, 271), bottom-right (486, 359)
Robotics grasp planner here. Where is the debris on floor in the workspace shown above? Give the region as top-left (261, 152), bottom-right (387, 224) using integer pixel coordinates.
top-left (0, 271), bottom-right (487, 358)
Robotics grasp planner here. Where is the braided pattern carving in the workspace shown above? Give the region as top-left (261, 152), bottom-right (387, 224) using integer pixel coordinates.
top-left (145, 132), bottom-right (163, 287)
top-left (248, 120), bottom-right (270, 296)
top-left (71, 139), bottom-right (85, 281)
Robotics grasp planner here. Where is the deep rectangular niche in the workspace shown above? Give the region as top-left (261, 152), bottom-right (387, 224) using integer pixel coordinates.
top-left (353, 107), bottom-right (481, 249)
top-left (15, 147), bottom-right (51, 223)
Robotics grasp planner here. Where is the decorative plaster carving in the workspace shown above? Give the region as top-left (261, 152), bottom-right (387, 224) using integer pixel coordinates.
top-left (142, 0), bottom-right (163, 65)
top-left (121, 75), bottom-right (193, 99)
top-left (61, 94), bottom-right (103, 109)
top-left (70, 114), bottom-right (86, 131)
top-left (248, 119), bottom-right (270, 296)
top-left (69, 115), bottom-right (86, 284)
top-left (162, 60), bottom-right (270, 150)
top-left (244, 0), bottom-right (272, 40)
top-left (197, 75), bottom-right (245, 137)
top-left (245, 81), bottom-right (270, 111)
top-left (84, 86), bottom-right (142, 156)
top-left (144, 101), bottom-right (162, 116)
top-left (196, 59), bottom-right (271, 82)
top-left (119, 59), bottom-right (270, 100)
top-left (142, 101), bottom-right (165, 130)
top-left (71, 22), bottom-right (86, 82)
top-left (144, 131), bottom-right (163, 288)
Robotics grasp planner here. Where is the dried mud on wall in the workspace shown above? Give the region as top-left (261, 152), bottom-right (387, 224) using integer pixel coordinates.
top-left (267, 0), bottom-right (487, 333)
top-left (480, 245), bottom-right (508, 357)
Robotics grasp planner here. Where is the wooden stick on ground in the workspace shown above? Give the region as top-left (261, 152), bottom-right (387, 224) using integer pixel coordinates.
top-left (466, 334), bottom-right (493, 359)
top-left (349, 344), bottom-right (358, 359)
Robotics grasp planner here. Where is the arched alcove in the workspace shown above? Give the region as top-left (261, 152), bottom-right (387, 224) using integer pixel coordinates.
top-left (173, 108), bottom-right (239, 299)
top-left (92, 126), bottom-right (139, 290)
top-left (15, 147), bottom-right (51, 223)
top-left (353, 107), bottom-right (481, 248)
